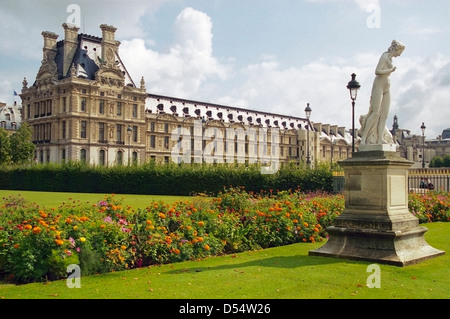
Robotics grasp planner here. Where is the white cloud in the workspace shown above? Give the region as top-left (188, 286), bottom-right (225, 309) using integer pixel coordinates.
top-left (120, 7), bottom-right (230, 98)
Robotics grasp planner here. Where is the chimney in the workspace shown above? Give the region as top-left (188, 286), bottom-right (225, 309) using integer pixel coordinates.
top-left (100, 24), bottom-right (119, 63)
top-left (62, 23), bottom-right (80, 76)
top-left (41, 31), bottom-right (59, 55)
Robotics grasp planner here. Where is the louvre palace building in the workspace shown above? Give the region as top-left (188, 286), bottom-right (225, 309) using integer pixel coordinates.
top-left (19, 23), bottom-right (356, 167)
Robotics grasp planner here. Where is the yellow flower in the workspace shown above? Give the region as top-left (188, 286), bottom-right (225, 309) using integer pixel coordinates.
top-left (80, 237), bottom-right (86, 243)
top-left (73, 225), bottom-right (78, 231)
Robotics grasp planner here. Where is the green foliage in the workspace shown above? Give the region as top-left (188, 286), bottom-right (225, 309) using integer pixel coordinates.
top-left (0, 161), bottom-right (333, 195)
top-left (8, 123), bottom-right (35, 165)
top-left (0, 128), bottom-right (11, 165)
top-left (429, 155), bottom-right (450, 168)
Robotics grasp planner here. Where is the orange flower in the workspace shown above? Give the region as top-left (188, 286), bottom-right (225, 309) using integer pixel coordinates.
top-left (24, 224), bottom-right (32, 230)
top-left (32, 226), bottom-right (42, 234)
top-left (196, 237), bottom-right (204, 242)
top-left (303, 222), bottom-right (309, 227)
top-left (158, 213), bottom-right (166, 219)
top-left (197, 221), bottom-right (205, 227)
top-left (204, 244), bottom-right (210, 251)
top-left (146, 220), bottom-right (152, 225)
top-left (55, 239), bottom-right (64, 246)
top-left (173, 248), bottom-right (181, 255)
top-left (13, 244), bottom-right (20, 249)
top-left (121, 245), bottom-right (127, 250)
top-left (65, 218), bottom-right (72, 224)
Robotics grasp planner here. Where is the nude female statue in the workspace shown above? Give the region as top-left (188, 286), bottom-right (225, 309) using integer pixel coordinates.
top-left (359, 40), bottom-right (405, 145)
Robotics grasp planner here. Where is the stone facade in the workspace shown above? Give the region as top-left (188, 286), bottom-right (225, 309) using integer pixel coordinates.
top-left (0, 101), bottom-right (21, 132)
top-left (20, 23), bottom-right (355, 167)
top-left (391, 115), bottom-right (450, 168)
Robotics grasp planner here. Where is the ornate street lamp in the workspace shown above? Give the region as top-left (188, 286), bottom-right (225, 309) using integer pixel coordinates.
top-left (127, 125), bottom-right (133, 165)
top-left (347, 73), bottom-right (361, 154)
top-left (421, 122), bottom-right (426, 168)
top-left (305, 103), bottom-right (312, 167)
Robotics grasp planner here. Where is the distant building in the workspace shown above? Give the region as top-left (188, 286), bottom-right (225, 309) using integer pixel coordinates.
top-left (391, 115), bottom-right (450, 168)
top-left (0, 101), bottom-right (21, 132)
top-left (20, 23), bottom-right (355, 166)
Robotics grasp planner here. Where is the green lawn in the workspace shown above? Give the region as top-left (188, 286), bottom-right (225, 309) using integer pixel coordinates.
top-left (0, 222), bottom-right (448, 300)
top-left (0, 189), bottom-right (189, 210)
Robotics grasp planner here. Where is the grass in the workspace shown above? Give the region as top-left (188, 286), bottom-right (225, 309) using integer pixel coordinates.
top-left (0, 221), bottom-right (448, 300)
top-left (0, 190), bottom-right (188, 210)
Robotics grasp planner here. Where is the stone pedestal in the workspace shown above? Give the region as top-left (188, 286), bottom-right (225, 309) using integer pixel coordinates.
top-left (309, 149), bottom-right (444, 266)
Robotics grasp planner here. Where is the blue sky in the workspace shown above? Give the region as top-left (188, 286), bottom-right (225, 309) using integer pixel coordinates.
top-left (1, 0), bottom-right (449, 139)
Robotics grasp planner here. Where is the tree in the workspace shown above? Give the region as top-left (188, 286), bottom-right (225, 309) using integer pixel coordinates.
top-left (9, 123), bottom-right (35, 165)
top-left (0, 128), bottom-right (11, 164)
top-left (429, 155), bottom-right (450, 168)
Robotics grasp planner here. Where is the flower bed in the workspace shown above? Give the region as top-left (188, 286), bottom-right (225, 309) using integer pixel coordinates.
top-left (0, 188), bottom-right (448, 284)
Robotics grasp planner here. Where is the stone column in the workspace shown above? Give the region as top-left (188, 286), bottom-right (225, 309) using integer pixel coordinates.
top-left (309, 148), bottom-right (444, 266)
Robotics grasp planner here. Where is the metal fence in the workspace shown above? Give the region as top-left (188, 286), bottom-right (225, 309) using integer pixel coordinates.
top-left (332, 168), bottom-right (450, 194)
top-left (408, 168), bottom-right (450, 194)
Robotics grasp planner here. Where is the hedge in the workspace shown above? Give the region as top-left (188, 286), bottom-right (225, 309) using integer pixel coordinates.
top-left (0, 162), bottom-right (333, 196)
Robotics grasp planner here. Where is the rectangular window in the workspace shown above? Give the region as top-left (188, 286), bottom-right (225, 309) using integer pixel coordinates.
top-left (81, 97), bottom-right (87, 112)
top-left (150, 135), bottom-right (156, 148)
top-left (62, 97), bottom-right (67, 112)
top-left (164, 136), bottom-right (169, 149)
top-left (164, 123), bottom-right (169, 133)
top-left (99, 99), bottom-right (105, 114)
top-left (99, 122), bottom-right (105, 141)
top-left (150, 122), bottom-right (155, 132)
top-left (117, 102), bottom-right (122, 116)
top-left (81, 121), bottom-right (87, 138)
top-left (62, 121), bottom-right (66, 139)
top-left (132, 104), bottom-right (138, 118)
top-left (116, 124), bottom-right (122, 142)
top-left (132, 126), bottom-right (138, 142)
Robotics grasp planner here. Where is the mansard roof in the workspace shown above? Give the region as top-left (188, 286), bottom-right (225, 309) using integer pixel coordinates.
top-left (0, 103), bottom-right (21, 129)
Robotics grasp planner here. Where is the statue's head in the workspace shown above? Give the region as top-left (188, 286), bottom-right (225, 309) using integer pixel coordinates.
top-left (388, 40), bottom-right (405, 57)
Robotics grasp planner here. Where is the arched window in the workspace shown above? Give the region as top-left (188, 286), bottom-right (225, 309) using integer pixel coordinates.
top-left (80, 149), bottom-right (87, 163)
top-left (117, 151), bottom-right (123, 165)
top-left (99, 149), bottom-right (105, 166)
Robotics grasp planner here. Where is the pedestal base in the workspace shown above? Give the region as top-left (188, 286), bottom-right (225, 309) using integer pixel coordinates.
top-left (309, 225), bottom-right (444, 266)
top-left (309, 150), bottom-right (445, 266)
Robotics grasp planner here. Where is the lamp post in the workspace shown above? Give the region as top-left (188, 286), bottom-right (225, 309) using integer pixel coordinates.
top-left (305, 103), bottom-right (312, 167)
top-left (127, 125), bottom-right (133, 165)
top-left (347, 73), bottom-right (361, 155)
top-left (421, 122), bottom-right (426, 168)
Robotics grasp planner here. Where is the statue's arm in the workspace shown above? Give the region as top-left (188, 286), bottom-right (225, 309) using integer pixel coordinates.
top-left (375, 54), bottom-right (396, 76)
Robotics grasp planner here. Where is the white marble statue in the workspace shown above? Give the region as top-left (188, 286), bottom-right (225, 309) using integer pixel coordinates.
top-left (359, 40), bottom-right (405, 145)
